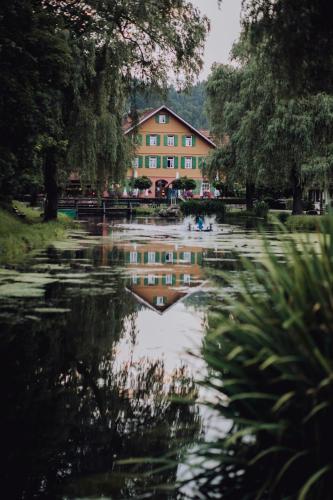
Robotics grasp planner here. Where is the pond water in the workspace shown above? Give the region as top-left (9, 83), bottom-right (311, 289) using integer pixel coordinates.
top-left (0, 216), bottom-right (284, 499)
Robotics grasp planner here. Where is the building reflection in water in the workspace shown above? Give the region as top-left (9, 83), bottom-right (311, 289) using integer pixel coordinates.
top-left (102, 240), bottom-right (205, 314)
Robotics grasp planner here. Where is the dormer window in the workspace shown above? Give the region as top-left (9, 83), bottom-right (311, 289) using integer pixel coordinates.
top-left (159, 114), bottom-right (167, 123)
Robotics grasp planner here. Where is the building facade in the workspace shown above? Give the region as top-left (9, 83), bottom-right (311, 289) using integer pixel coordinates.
top-left (124, 105), bottom-right (216, 198)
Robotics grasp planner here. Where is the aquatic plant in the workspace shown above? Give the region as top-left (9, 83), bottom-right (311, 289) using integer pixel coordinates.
top-left (185, 219), bottom-right (333, 499)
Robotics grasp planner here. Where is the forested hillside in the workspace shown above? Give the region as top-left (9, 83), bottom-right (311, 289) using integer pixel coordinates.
top-left (134, 82), bottom-right (209, 129)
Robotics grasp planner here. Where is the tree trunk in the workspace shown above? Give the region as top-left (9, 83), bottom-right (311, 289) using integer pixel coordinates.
top-left (291, 164), bottom-right (303, 215)
top-left (246, 182), bottom-right (255, 211)
top-left (43, 148), bottom-right (58, 221)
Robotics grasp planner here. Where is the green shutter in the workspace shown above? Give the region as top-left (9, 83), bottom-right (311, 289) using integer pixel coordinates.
top-left (192, 136), bottom-right (196, 147)
top-left (192, 157), bottom-right (197, 169)
top-left (145, 156), bottom-right (149, 168)
top-left (181, 157), bottom-right (185, 169)
top-left (197, 253), bottom-right (203, 265)
top-left (163, 156), bottom-right (168, 168)
top-left (172, 274), bottom-right (176, 285)
top-left (136, 277), bottom-right (141, 285)
top-left (155, 115), bottom-right (159, 123)
top-left (174, 135), bottom-right (178, 147)
top-left (125, 252), bottom-right (130, 263)
top-left (174, 157), bottom-right (179, 169)
top-left (144, 277), bottom-right (148, 285)
top-left (162, 275), bottom-right (166, 286)
top-left (146, 135), bottom-right (150, 146)
top-left (191, 253), bottom-right (195, 264)
top-left (180, 274), bottom-right (184, 284)
top-left (162, 252), bottom-right (166, 263)
top-left (163, 296), bottom-right (168, 304)
top-left (198, 157), bottom-right (202, 169)
top-left (139, 156), bottom-right (143, 168)
top-left (180, 252), bottom-right (184, 261)
top-left (164, 135), bottom-right (168, 146)
top-left (156, 252), bottom-right (160, 262)
top-left (138, 134), bottom-right (143, 145)
top-left (144, 252), bottom-right (148, 263)
top-left (157, 134), bottom-right (161, 146)
top-left (157, 156), bottom-right (161, 168)
top-left (173, 251), bottom-right (177, 262)
top-left (137, 252), bottom-right (142, 263)
top-left (182, 135), bottom-right (186, 147)
top-left (165, 115), bottom-right (170, 123)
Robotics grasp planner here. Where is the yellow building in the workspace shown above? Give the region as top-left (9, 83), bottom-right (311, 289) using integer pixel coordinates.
top-left (124, 105), bottom-right (216, 198)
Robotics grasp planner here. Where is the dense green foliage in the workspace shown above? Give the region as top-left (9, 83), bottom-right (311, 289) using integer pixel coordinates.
top-left (172, 177), bottom-right (197, 191)
top-left (242, 0), bottom-right (333, 95)
top-left (133, 82), bottom-right (209, 129)
top-left (206, 57), bottom-right (333, 214)
top-left (187, 220), bottom-right (333, 498)
top-left (180, 199), bottom-right (225, 216)
top-left (0, 0), bottom-right (208, 219)
top-left (133, 176), bottom-right (152, 191)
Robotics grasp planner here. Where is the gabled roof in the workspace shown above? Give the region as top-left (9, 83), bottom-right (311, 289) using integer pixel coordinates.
top-left (124, 105), bottom-right (216, 148)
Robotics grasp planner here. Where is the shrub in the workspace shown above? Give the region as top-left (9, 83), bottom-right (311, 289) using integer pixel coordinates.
top-left (171, 177), bottom-right (197, 191)
top-left (254, 200), bottom-right (269, 218)
top-left (285, 215), bottom-right (324, 231)
top-left (212, 180), bottom-right (225, 193)
top-left (183, 220), bottom-right (333, 499)
top-left (133, 176), bottom-right (152, 190)
top-left (180, 199), bottom-right (225, 216)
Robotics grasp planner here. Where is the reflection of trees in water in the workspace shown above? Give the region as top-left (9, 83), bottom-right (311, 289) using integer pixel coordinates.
top-left (0, 280), bottom-right (201, 499)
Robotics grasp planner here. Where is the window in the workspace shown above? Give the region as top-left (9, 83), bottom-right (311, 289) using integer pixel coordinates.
top-left (167, 157), bottom-right (174, 168)
top-left (149, 135), bottom-right (157, 146)
top-left (133, 157), bottom-right (139, 168)
top-left (149, 156), bottom-right (157, 168)
top-left (185, 157), bottom-right (192, 169)
top-left (165, 274), bottom-right (173, 285)
top-left (130, 251), bottom-right (138, 264)
top-left (165, 251), bottom-right (173, 263)
top-left (156, 296), bottom-right (165, 306)
top-left (183, 274), bottom-right (191, 285)
top-left (183, 252), bottom-right (191, 263)
top-left (185, 136), bottom-right (193, 147)
top-left (132, 275), bottom-right (139, 285)
top-left (167, 135), bottom-right (175, 146)
top-left (159, 115), bottom-right (166, 124)
top-left (148, 274), bottom-right (156, 285)
top-left (148, 252), bottom-right (156, 263)
top-left (202, 182), bottom-right (210, 192)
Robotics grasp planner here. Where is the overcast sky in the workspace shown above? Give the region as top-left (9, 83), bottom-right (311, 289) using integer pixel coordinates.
top-left (191, 0), bottom-right (242, 80)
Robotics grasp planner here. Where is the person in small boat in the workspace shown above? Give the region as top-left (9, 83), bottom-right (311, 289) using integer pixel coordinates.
top-left (197, 216), bottom-right (204, 231)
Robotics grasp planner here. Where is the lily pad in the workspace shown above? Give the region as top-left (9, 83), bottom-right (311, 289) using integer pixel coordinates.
top-left (0, 283), bottom-right (45, 298)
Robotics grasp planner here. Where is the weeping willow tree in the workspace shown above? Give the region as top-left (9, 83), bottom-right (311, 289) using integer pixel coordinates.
top-left (1, 0), bottom-right (209, 220)
top-left (42, 0), bottom-right (209, 219)
top-left (206, 44), bottom-right (333, 214)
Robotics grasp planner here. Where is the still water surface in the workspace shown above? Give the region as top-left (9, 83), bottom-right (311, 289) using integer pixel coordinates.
top-left (0, 216), bottom-right (282, 499)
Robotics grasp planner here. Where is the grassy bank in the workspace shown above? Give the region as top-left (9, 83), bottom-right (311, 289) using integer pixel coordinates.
top-left (0, 202), bottom-right (73, 265)
top-left (284, 214), bottom-right (329, 231)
